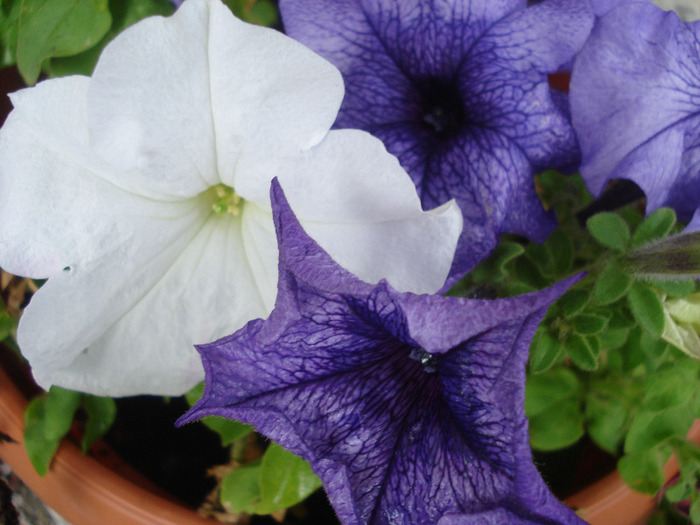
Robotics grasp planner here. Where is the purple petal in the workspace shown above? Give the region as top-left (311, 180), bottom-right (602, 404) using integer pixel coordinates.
top-left (281, 0), bottom-right (592, 282)
top-left (571, 1), bottom-right (700, 220)
top-left (180, 180), bottom-right (584, 525)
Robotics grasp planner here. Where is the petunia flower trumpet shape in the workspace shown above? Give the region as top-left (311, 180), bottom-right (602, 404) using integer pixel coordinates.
top-left (571, 1), bottom-right (700, 221)
top-left (0, 0), bottom-right (462, 396)
top-left (180, 179), bottom-right (585, 525)
top-left (279, 0), bottom-right (594, 287)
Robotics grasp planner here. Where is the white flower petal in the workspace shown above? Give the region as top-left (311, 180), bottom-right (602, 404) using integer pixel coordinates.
top-left (18, 198), bottom-right (209, 382)
top-left (88, 0), bottom-right (343, 199)
top-left (0, 76), bottom-right (169, 278)
top-left (281, 130), bottom-right (463, 294)
top-left (30, 214), bottom-right (267, 396)
top-left (240, 201), bottom-right (279, 313)
top-left (88, 0), bottom-right (220, 199)
top-left (207, 0), bottom-right (343, 189)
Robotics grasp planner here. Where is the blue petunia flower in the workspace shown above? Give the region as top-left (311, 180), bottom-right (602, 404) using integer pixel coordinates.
top-left (571, 1), bottom-right (700, 221)
top-left (279, 0), bottom-right (594, 286)
top-left (180, 178), bottom-right (584, 525)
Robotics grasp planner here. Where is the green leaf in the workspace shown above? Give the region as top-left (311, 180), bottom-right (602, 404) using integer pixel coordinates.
top-left (641, 364), bottom-right (700, 413)
top-left (608, 307), bottom-right (636, 330)
top-left (632, 208), bottom-right (677, 248)
top-left (525, 368), bottom-right (582, 418)
top-left (587, 212), bottom-right (631, 251)
top-left (223, 0), bottom-right (278, 26)
top-left (637, 329), bottom-right (671, 372)
top-left (598, 328), bottom-right (630, 352)
top-left (220, 460), bottom-right (262, 514)
top-left (586, 386), bottom-right (632, 454)
top-left (23, 387), bottom-right (81, 476)
top-left (255, 444), bottom-right (323, 514)
top-left (23, 396), bottom-right (59, 476)
top-left (512, 256), bottom-right (548, 290)
top-left (529, 328), bottom-right (562, 373)
top-left (625, 406), bottom-right (694, 453)
top-left (618, 446), bottom-right (671, 494)
top-left (567, 333), bottom-right (598, 371)
top-left (529, 399), bottom-right (584, 451)
top-left (48, 0), bottom-right (174, 77)
top-left (203, 416), bottom-right (252, 447)
top-left (557, 288), bottom-right (589, 318)
top-left (16, 0), bottom-right (112, 84)
top-left (545, 230), bottom-right (575, 277)
top-left (0, 0), bottom-right (21, 67)
top-left (42, 386), bottom-right (81, 440)
top-left (81, 395), bottom-right (116, 452)
top-left (628, 282), bottom-right (665, 336)
top-left (572, 313), bottom-right (608, 335)
top-left (247, 0), bottom-right (278, 26)
top-left (652, 278), bottom-right (696, 298)
top-left (594, 259), bottom-right (633, 305)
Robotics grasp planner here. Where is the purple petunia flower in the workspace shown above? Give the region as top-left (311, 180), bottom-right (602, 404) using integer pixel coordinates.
top-left (180, 178), bottom-right (585, 525)
top-left (571, 1), bottom-right (700, 221)
top-left (279, 0), bottom-right (594, 286)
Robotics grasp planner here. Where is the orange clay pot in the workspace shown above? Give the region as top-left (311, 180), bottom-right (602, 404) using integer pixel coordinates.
top-left (0, 354), bottom-right (217, 525)
top-left (1, 349), bottom-right (699, 525)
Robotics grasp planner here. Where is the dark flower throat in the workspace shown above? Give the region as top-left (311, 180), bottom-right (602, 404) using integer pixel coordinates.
top-left (418, 77), bottom-right (467, 138)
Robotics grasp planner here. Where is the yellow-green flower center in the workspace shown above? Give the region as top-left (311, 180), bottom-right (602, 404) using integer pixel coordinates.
top-left (208, 184), bottom-right (243, 216)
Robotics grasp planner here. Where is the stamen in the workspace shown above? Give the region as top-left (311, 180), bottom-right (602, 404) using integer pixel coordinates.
top-left (209, 184), bottom-right (244, 216)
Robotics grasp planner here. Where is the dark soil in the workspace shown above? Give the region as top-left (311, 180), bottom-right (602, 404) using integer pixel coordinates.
top-left (104, 396), bottom-right (341, 524)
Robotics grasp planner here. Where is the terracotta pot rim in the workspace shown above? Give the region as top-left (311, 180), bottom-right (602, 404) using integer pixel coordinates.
top-left (0, 361), bottom-right (217, 525)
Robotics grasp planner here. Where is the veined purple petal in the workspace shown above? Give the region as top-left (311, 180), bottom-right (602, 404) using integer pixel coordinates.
top-left (280, 0), bottom-right (593, 284)
top-left (180, 179), bottom-right (584, 525)
top-left (572, 1), bottom-right (700, 220)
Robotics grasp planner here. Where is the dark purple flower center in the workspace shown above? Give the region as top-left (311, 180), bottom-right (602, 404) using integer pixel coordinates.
top-left (417, 77), bottom-right (467, 139)
top-left (408, 346), bottom-right (438, 374)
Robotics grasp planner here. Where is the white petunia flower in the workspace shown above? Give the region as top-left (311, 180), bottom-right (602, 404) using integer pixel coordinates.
top-left (0, 0), bottom-right (461, 396)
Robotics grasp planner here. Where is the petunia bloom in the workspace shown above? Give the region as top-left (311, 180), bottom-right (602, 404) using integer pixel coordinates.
top-left (0, 0), bottom-right (461, 396)
top-left (571, 1), bottom-right (700, 221)
top-left (280, 0), bottom-right (594, 286)
top-left (180, 179), bottom-right (584, 525)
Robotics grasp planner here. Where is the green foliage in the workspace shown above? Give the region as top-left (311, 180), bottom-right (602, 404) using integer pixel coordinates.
top-left (593, 259), bottom-right (632, 305)
top-left (632, 208), bottom-right (677, 248)
top-left (585, 375), bottom-right (640, 454)
top-left (627, 282), bottom-right (665, 336)
top-left (81, 394), bottom-right (116, 452)
top-left (566, 333), bottom-right (598, 371)
top-left (465, 171), bottom-right (700, 509)
top-left (525, 368), bottom-right (584, 450)
top-left (618, 446), bottom-right (671, 495)
top-left (587, 212), bottom-right (631, 252)
top-left (256, 444), bottom-right (323, 514)
top-left (0, 0), bottom-right (20, 68)
top-left (16, 0), bottom-right (112, 84)
top-left (220, 459), bottom-right (263, 514)
top-left (223, 0), bottom-right (279, 26)
top-left (219, 444), bottom-right (322, 515)
top-left (529, 328), bottom-right (562, 373)
top-left (23, 386), bottom-right (117, 475)
top-left (571, 313), bottom-right (608, 335)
